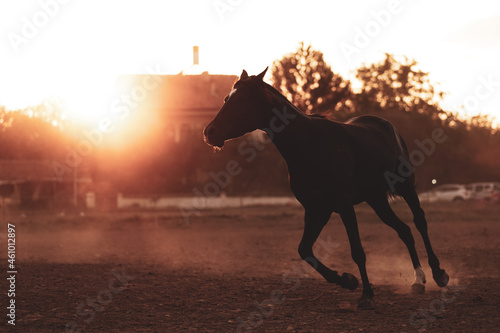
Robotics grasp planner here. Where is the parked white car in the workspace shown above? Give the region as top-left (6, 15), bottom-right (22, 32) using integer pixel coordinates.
top-left (466, 182), bottom-right (500, 201)
top-left (418, 184), bottom-right (470, 203)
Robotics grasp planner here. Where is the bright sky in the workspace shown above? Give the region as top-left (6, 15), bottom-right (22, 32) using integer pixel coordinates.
top-left (1, 0), bottom-right (499, 125)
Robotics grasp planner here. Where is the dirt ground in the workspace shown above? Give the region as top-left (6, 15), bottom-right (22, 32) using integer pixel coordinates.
top-left (2, 200), bottom-right (500, 332)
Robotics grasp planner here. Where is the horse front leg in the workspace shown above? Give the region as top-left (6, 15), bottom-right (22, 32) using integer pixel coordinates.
top-left (298, 208), bottom-right (359, 291)
top-left (339, 205), bottom-right (375, 310)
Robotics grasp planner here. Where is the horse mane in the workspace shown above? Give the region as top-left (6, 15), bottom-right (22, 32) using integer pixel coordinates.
top-left (261, 82), bottom-right (307, 115)
top-left (261, 83), bottom-right (328, 118)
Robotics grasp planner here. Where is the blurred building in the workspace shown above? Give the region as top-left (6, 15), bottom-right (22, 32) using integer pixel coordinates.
top-left (114, 46), bottom-right (238, 142)
top-left (115, 71), bottom-right (238, 142)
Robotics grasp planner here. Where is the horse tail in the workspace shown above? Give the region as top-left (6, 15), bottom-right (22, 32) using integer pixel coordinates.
top-left (387, 124), bottom-right (416, 197)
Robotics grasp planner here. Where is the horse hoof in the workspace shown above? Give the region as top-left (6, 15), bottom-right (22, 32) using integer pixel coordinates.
top-left (433, 270), bottom-right (449, 287)
top-left (411, 283), bottom-right (425, 294)
top-left (340, 273), bottom-right (359, 290)
top-left (358, 295), bottom-right (375, 310)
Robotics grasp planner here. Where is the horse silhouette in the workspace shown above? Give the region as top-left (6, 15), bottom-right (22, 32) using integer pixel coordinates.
top-left (204, 68), bottom-right (449, 309)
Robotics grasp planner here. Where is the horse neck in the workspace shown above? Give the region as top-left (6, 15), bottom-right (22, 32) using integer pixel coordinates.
top-left (261, 90), bottom-right (311, 164)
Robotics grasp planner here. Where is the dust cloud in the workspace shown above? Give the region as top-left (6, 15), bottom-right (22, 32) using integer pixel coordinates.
top-left (14, 208), bottom-right (305, 277)
top-left (10, 202), bottom-right (499, 290)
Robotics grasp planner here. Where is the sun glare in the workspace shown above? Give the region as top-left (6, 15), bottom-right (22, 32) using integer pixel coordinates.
top-left (1, 70), bottom-right (120, 128)
top-left (58, 73), bottom-right (119, 126)
top-left (0, 68), bottom-right (157, 149)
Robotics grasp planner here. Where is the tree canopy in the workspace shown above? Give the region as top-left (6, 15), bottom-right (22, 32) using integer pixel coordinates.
top-left (1, 44), bottom-right (499, 199)
top-left (0, 101), bottom-right (68, 160)
top-left (271, 42), bottom-right (351, 117)
top-left (271, 43), bottom-right (500, 188)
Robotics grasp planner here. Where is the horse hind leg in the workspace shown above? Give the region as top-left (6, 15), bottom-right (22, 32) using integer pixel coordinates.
top-left (398, 183), bottom-right (449, 288)
top-left (367, 194), bottom-right (426, 294)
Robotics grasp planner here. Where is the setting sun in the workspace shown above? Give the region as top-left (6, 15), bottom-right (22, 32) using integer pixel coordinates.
top-left (57, 73), bottom-right (118, 125)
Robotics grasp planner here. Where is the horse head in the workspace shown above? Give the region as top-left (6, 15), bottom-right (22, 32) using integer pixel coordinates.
top-left (204, 68), bottom-right (271, 148)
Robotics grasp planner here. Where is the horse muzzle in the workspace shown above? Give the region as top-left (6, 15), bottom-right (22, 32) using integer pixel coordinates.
top-left (203, 125), bottom-right (225, 148)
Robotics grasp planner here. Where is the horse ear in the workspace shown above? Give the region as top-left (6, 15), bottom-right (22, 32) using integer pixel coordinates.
top-left (256, 67), bottom-right (268, 81)
top-left (240, 70), bottom-right (249, 80)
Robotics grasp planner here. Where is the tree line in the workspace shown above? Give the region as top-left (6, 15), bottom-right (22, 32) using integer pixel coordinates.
top-left (271, 43), bottom-right (500, 189)
top-left (1, 43), bottom-right (499, 198)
